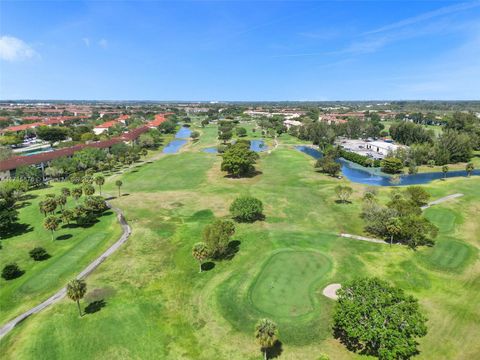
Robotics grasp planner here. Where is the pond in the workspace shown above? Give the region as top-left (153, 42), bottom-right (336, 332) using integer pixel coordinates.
top-left (162, 127), bottom-right (191, 154)
top-left (175, 126), bottom-right (192, 139)
top-left (250, 139), bottom-right (268, 152)
top-left (163, 140), bottom-right (187, 154)
top-left (295, 146), bottom-right (480, 186)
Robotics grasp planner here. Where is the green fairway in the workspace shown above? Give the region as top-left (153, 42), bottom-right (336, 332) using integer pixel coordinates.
top-left (1, 120), bottom-right (480, 360)
top-left (249, 250), bottom-right (331, 318)
top-left (0, 184), bottom-right (121, 324)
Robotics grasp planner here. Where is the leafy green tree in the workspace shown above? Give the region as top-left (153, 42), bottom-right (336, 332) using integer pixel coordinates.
top-left (201, 119), bottom-right (209, 127)
top-left (404, 186), bottom-right (430, 207)
top-left (386, 218), bottom-right (401, 246)
top-left (36, 126), bottom-right (68, 145)
top-left (442, 165), bottom-right (449, 179)
top-left (15, 165), bottom-right (43, 188)
top-left (335, 185), bottom-right (353, 203)
top-left (221, 142), bottom-right (259, 177)
top-left (203, 219), bottom-right (235, 258)
top-left (29, 247), bottom-right (50, 261)
top-left (316, 157), bottom-right (341, 177)
top-left (192, 242), bottom-right (209, 273)
top-left (218, 129), bottom-right (233, 144)
top-left (115, 180), bottom-right (123, 197)
top-left (381, 157), bottom-right (403, 174)
top-left (44, 215), bottom-right (60, 240)
top-left (1, 263), bottom-right (24, 280)
top-left (190, 131), bottom-right (200, 140)
top-left (84, 196), bottom-right (108, 213)
top-left (66, 279), bottom-right (87, 317)
top-left (236, 127), bottom-right (247, 137)
top-left (333, 278), bottom-right (427, 359)
top-left (94, 175), bottom-right (105, 195)
top-left (466, 162), bottom-right (475, 177)
top-left (229, 196), bottom-right (264, 222)
top-left (255, 319), bottom-right (278, 360)
top-left (159, 120), bottom-right (176, 134)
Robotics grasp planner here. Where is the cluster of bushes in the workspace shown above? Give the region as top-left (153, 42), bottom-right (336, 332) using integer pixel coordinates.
top-left (192, 196), bottom-right (264, 272)
top-left (339, 149), bottom-right (381, 167)
top-left (361, 186), bottom-right (438, 248)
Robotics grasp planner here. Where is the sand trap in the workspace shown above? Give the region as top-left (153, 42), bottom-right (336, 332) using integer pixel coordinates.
top-left (322, 283), bottom-right (341, 300)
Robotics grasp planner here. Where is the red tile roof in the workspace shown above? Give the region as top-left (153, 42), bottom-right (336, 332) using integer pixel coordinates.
top-left (95, 120), bottom-right (120, 129)
top-left (0, 126), bottom-right (149, 172)
top-left (147, 114), bottom-right (167, 127)
top-left (1, 123), bottom-right (42, 133)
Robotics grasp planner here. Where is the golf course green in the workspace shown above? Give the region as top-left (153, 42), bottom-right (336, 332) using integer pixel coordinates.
top-left (1, 121), bottom-right (479, 359)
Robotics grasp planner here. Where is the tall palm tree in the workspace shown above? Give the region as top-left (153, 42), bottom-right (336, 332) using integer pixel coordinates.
top-left (386, 218), bottom-right (401, 246)
top-left (115, 180), bottom-right (123, 197)
top-left (72, 187), bottom-right (83, 203)
top-left (255, 319), bottom-right (278, 360)
top-left (94, 175), bottom-right (105, 195)
top-left (44, 215), bottom-right (60, 241)
top-left (83, 184), bottom-right (95, 196)
top-left (61, 187), bottom-right (71, 198)
top-left (66, 279), bottom-right (87, 317)
top-left (442, 165), bottom-right (449, 180)
top-left (192, 242), bottom-right (209, 273)
top-left (466, 162), bottom-right (474, 177)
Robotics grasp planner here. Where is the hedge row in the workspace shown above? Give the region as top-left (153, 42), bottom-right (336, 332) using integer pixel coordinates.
top-left (340, 149), bottom-right (381, 167)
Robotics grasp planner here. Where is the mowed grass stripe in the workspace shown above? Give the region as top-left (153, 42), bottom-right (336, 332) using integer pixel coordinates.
top-left (249, 250), bottom-right (332, 318)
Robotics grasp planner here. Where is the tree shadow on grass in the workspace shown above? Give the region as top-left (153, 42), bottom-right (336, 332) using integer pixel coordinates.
top-left (265, 341), bottom-right (283, 359)
top-left (223, 240), bottom-right (241, 261)
top-left (0, 223), bottom-right (33, 240)
top-left (84, 299), bottom-right (106, 314)
top-left (201, 262), bottom-right (215, 272)
top-left (224, 170), bottom-right (263, 179)
top-left (334, 200), bottom-right (352, 204)
top-left (100, 211), bottom-right (114, 217)
top-left (56, 234), bottom-right (73, 241)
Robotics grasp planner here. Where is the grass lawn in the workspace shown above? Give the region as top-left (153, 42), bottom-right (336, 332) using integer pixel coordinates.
top-left (1, 122), bottom-right (479, 359)
top-left (0, 183), bottom-right (121, 324)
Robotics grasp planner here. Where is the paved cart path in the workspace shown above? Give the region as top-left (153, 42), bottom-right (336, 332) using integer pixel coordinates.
top-left (0, 199), bottom-right (131, 339)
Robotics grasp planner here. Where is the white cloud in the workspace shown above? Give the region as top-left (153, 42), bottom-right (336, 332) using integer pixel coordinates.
top-left (82, 37), bottom-right (90, 47)
top-left (0, 36), bottom-right (37, 61)
top-left (98, 39), bottom-right (108, 48)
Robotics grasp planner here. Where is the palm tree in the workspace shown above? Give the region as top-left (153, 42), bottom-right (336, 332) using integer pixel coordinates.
top-left (83, 184), bottom-right (95, 196)
top-left (66, 279), bottom-right (87, 317)
top-left (44, 215), bottom-right (60, 241)
top-left (56, 195), bottom-right (67, 210)
top-left (466, 162), bottom-right (474, 177)
top-left (94, 175), bottom-right (105, 195)
top-left (72, 187), bottom-right (83, 203)
top-left (192, 242), bottom-right (209, 273)
top-left (442, 165), bottom-right (449, 180)
top-left (61, 209), bottom-right (74, 225)
top-left (115, 180), bottom-right (123, 197)
top-left (61, 187), bottom-right (71, 197)
top-left (255, 319), bottom-right (278, 360)
top-left (386, 218), bottom-right (401, 246)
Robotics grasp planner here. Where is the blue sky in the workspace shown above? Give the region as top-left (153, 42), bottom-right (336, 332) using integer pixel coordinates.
top-left (1, 1), bottom-right (479, 100)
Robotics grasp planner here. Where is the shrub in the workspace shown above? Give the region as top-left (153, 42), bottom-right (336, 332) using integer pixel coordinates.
top-left (29, 247), bottom-right (50, 261)
top-left (2, 263), bottom-right (24, 280)
top-left (340, 149), bottom-right (381, 167)
top-left (230, 196), bottom-right (264, 222)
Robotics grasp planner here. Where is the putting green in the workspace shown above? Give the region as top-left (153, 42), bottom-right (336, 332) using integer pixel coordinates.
top-left (416, 238), bottom-right (476, 273)
top-left (249, 250), bottom-right (331, 318)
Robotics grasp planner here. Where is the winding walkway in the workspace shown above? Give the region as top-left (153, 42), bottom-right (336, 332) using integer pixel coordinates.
top-left (340, 193), bottom-right (464, 246)
top-left (421, 193), bottom-right (464, 210)
top-left (0, 200), bottom-right (131, 339)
